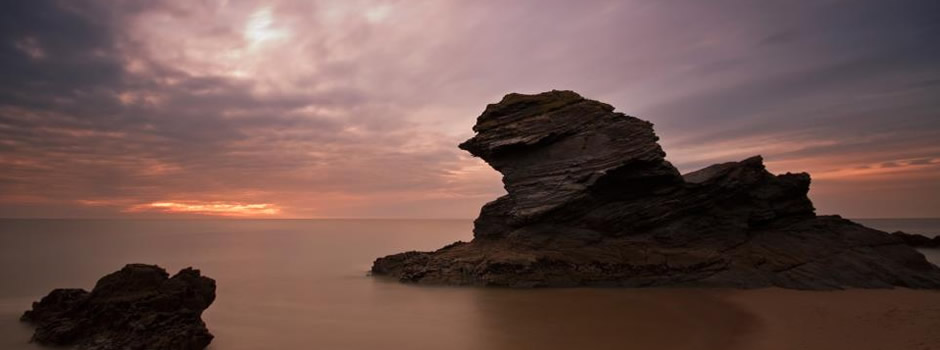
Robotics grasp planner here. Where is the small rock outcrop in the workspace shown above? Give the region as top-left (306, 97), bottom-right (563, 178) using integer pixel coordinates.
top-left (892, 231), bottom-right (940, 248)
top-left (371, 90), bottom-right (940, 289)
top-left (22, 264), bottom-right (216, 350)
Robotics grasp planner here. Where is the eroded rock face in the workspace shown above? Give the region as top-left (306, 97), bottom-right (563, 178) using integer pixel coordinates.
top-left (458, 90), bottom-right (682, 223)
top-left (22, 264), bottom-right (216, 350)
top-left (372, 90), bottom-right (940, 289)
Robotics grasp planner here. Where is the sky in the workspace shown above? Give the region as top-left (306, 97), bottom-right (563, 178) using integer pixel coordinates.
top-left (0, 0), bottom-right (938, 219)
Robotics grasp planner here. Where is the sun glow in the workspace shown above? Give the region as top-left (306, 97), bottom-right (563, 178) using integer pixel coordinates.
top-left (125, 201), bottom-right (281, 217)
top-left (364, 4), bottom-right (392, 23)
top-left (244, 7), bottom-right (288, 48)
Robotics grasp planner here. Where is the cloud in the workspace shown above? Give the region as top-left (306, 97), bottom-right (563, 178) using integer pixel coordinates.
top-left (0, 0), bottom-right (938, 218)
top-left (125, 201), bottom-right (280, 216)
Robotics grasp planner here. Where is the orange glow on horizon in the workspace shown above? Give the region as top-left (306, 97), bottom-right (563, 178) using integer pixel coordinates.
top-left (765, 157), bottom-right (939, 182)
top-left (124, 201), bottom-right (281, 217)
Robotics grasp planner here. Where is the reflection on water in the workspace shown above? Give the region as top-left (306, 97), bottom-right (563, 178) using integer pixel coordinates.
top-left (0, 219), bottom-right (936, 350)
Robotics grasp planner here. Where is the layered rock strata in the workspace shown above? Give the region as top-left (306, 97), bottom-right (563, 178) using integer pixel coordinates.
top-left (372, 90), bottom-right (940, 289)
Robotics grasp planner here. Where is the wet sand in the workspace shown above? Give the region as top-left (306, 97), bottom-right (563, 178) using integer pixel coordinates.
top-left (726, 288), bottom-right (940, 350)
top-left (458, 288), bottom-right (756, 350)
top-left (482, 287), bottom-right (940, 350)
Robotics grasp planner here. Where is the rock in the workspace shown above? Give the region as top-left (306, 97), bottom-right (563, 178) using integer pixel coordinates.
top-left (891, 231), bottom-right (940, 248)
top-left (372, 90), bottom-right (940, 289)
top-left (21, 264), bottom-right (216, 350)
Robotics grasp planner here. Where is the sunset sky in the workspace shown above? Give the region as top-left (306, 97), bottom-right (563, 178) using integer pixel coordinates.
top-left (1, 0), bottom-right (938, 219)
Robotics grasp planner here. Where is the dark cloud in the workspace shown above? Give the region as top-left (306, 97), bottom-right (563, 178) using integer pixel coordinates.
top-left (759, 30), bottom-right (800, 46)
top-left (0, 0), bottom-right (493, 218)
top-left (0, 0), bottom-right (938, 218)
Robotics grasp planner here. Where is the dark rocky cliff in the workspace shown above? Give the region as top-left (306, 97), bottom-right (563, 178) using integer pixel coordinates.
top-left (372, 90), bottom-right (940, 289)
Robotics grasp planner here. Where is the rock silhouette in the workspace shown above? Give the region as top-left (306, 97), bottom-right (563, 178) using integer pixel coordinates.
top-left (372, 90), bottom-right (940, 289)
top-left (22, 264), bottom-right (216, 350)
top-left (891, 231), bottom-right (940, 248)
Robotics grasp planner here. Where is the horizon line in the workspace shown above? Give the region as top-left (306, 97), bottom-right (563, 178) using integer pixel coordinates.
top-left (1, 216), bottom-right (939, 221)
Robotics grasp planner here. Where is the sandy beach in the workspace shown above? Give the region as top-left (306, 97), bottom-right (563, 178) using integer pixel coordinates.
top-left (725, 288), bottom-right (940, 350)
top-left (437, 287), bottom-right (940, 350)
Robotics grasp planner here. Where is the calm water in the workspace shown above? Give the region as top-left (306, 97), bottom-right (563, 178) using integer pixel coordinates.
top-left (0, 218), bottom-right (937, 349)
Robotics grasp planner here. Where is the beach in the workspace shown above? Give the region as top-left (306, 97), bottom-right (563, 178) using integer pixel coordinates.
top-left (728, 288), bottom-right (940, 350)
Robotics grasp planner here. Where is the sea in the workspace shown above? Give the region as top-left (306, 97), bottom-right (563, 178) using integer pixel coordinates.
top-left (0, 218), bottom-right (937, 350)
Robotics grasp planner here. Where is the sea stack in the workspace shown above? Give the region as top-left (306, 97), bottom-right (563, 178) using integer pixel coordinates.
top-left (22, 264), bottom-right (216, 350)
top-left (372, 90), bottom-right (940, 289)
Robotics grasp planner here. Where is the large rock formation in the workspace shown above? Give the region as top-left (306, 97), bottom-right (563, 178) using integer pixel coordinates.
top-left (372, 90), bottom-right (940, 289)
top-left (22, 264), bottom-right (216, 350)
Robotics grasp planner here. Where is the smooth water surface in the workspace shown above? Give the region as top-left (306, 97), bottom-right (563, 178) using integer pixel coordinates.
top-left (0, 219), bottom-right (937, 349)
